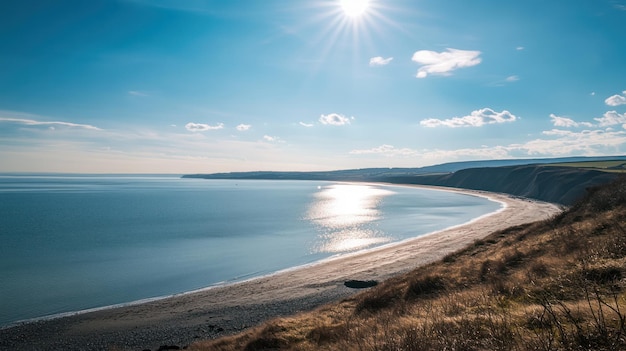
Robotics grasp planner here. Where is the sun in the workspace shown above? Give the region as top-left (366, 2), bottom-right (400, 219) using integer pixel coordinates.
top-left (339, 0), bottom-right (370, 17)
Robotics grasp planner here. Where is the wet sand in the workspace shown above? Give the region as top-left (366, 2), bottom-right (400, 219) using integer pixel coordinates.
top-left (0, 186), bottom-right (562, 351)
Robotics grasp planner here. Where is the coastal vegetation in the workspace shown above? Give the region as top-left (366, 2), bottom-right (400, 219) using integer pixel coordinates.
top-left (190, 176), bottom-right (626, 351)
top-left (547, 160), bottom-right (626, 173)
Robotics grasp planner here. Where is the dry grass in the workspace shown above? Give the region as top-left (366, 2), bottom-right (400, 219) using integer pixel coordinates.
top-left (189, 176), bottom-right (626, 351)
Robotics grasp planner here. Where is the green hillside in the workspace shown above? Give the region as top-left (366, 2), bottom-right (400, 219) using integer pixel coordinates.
top-left (548, 160), bottom-right (626, 173)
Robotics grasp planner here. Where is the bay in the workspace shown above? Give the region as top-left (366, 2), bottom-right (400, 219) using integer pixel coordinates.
top-left (0, 175), bottom-right (501, 327)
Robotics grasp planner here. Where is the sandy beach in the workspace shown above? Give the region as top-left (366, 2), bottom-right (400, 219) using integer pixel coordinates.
top-left (0, 186), bottom-right (562, 351)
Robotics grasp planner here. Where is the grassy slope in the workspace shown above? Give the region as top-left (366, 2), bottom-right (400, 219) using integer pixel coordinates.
top-left (190, 176), bottom-right (626, 351)
top-left (548, 161), bottom-right (626, 173)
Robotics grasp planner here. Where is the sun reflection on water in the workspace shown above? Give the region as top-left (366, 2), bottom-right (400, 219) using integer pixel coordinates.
top-left (307, 184), bottom-right (395, 253)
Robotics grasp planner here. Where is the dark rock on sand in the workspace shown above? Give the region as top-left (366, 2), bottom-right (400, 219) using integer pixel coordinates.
top-left (344, 280), bottom-right (378, 289)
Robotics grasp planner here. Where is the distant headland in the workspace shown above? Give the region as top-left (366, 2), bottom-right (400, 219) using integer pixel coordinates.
top-left (184, 155), bottom-right (626, 205)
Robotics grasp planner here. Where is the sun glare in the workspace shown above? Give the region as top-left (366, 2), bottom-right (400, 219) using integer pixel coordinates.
top-left (306, 184), bottom-right (395, 253)
top-left (301, 0), bottom-right (390, 69)
top-left (340, 0), bottom-right (370, 17)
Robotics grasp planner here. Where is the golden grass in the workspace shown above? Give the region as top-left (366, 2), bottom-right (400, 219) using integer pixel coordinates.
top-left (189, 177), bottom-right (626, 351)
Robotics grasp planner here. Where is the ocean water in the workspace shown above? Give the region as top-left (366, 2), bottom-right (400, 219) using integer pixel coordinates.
top-left (0, 176), bottom-right (501, 327)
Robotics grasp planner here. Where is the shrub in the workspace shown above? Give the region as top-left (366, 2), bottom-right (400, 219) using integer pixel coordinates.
top-left (583, 266), bottom-right (623, 285)
top-left (405, 275), bottom-right (447, 300)
top-left (355, 285), bottom-right (402, 314)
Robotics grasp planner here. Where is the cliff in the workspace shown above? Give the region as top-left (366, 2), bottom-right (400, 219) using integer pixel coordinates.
top-left (380, 165), bottom-right (619, 205)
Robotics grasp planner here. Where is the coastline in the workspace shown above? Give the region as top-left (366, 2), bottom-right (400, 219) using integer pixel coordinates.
top-left (0, 186), bottom-right (562, 351)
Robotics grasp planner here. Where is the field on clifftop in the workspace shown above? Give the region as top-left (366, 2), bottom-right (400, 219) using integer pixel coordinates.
top-left (190, 176), bottom-right (626, 351)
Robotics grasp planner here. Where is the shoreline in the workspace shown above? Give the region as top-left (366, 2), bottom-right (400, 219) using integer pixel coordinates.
top-left (1, 183), bottom-right (504, 330)
top-left (0, 182), bottom-right (502, 329)
top-left (0, 186), bottom-right (563, 351)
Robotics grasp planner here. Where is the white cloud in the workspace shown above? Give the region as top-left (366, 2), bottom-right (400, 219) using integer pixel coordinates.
top-left (420, 108), bottom-right (517, 128)
top-left (516, 46), bottom-right (525, 51)
top-left (184, 122), bottom-right (224, 132)
top-left (506, 75), bottom-right (519, 82)
top-left (423, 146), bottom-right (511, 160)
top-left (549, 114), bottom-right (594, 128)
top-left (0, 117), bottom-right (102, 130)
top-left (515, 129), bottom-right (626, 155)
top-left (299, 122), bottom-right (314, 127)
top-left (263, 135), bottom-right (284, 143)
top-left (594, 111), bottom-right (626, 127)
top-left (550, 114), bottom-right (578, 127)
top-left (236, 124), bottom-right (251, 131)
top-left (349, 144), bottom-right (511, 160)
top-left (411, 48), bottom-right (482, 78)
top-left (605, 91), bottom-right (626, 106)
top-left (369, 56), bottom-right (393, 66)
top-left (350, 127), bottom-right (626, 162)
top-left (319, 113), bottom-right (351, 126)
top-left (350, 144), bottom-right (418, 157)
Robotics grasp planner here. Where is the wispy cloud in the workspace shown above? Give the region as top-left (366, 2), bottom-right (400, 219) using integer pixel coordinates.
top-left (0, 117), bottom-right (102, 130)
top-left (350, 144), bottom-right (511, 160)
top-left (550, 114), bottom-right (594, 128)
top-left (613, 2), bottom-right (626, 11)
top-left (122, 0), bottom-right (216, 14)
top-left (519, 129), bottom-right (626, 155)
top-left (488, 75), bottom-right (520, 87)
top-left (0, 123), bottom-right (307, 173)
top-left (516, 46), bottom-right (525, 51)
top-left (263, 135), bottom-right (284, 143)
top-left (236, 124), bottom-right (251, 131)
top-left (605, 91), bottom-right (626, 106)
top-left (411, 48), bottom-right (482, 78)
top-left (423, 146), bottom-right (511, 160)
top-left (369, 56), bottom-right (393, 67)
top-left (128, 90), bottom-right (149, 97)
top-left (350, 144), bottom-right (418, 157)
top-left (594, 111), bottom-right (626, 128)
top-left (506, 75), bottom-right (520, 82)
top-left (185, 122), bottom-right (224, 132)
top-left (319, 113), bottom-right (351, 126)
top-left (420, 108), bottom-right (517, 128)
top-left (351, 127), bottom-right (626, 161)
top-left (299, 122), bottom-right (314, 127)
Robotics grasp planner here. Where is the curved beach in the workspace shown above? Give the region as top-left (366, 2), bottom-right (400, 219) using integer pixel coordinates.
top-left (0, 186), bottom-right (562, 351)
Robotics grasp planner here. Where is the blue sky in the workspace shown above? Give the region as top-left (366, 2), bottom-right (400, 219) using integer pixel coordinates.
top-left (1, 0), bottom-right (625, 173)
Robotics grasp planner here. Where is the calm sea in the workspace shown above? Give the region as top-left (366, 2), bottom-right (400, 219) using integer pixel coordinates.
top-left (0, 175), bottom-right (501, 327)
